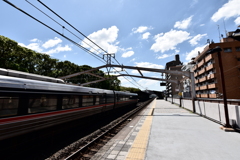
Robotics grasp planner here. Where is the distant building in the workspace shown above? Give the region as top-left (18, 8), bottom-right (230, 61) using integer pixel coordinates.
top-left (193, 32), bottom-right (240, 99)
top-left (165, 54), bottom-right (183, 97)
top-left (181, 62), bottom-right (195, 98)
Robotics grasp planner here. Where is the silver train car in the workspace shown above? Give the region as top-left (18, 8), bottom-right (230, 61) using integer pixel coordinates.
top-left (0, 69), bottom-right (138, 140)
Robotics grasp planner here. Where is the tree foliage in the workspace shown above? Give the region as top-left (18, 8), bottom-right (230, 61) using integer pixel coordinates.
top-left (119, 86), bottom-right (141, 93)
top-left (0, 35), bottom-right (139, 91)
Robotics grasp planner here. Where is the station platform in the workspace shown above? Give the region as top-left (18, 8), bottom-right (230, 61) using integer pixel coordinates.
top-left (91, 99), bottom-right (240, 160)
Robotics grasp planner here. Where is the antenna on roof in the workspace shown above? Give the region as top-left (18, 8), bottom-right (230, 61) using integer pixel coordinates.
top-left (217, 25), bottom-right (221, 42)
top-left (223, 19), bottom-right (228, 37)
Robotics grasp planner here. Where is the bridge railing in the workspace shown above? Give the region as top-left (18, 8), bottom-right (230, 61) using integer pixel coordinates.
top-left (166, 97), bottom-right (240, 128)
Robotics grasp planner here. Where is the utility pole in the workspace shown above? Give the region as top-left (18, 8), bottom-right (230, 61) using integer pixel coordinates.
top-left (214, 47), bottom-right (230, 128)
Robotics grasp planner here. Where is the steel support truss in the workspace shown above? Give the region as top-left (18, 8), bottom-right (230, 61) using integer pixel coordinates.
top-left (59, 64), bottom-right (196, 112)
top-left (59, 64), bottom-right (190, 84)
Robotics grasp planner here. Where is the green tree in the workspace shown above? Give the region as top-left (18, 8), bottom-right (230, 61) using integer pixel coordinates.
top-left (0, 35), bottom-right (123, 90)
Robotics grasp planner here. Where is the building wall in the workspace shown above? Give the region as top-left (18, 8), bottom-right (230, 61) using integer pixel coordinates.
top-left (193, 40), bottom-right (240, 99)
top-left (165, 54), bottom-right (183, 97)
top-left (169, 66), bottom-right (183, 97)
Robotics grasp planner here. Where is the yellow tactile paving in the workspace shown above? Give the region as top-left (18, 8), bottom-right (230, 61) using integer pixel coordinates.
top-left (125, 99), bottom-right (156, 160)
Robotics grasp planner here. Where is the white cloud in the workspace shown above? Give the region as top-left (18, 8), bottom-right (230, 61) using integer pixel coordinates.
top-left (42, 37), bottom-right (62, 49)
top-left (132, 62), bottom-right (164, 74)
top-left (119, 76), bottom-right (165, 91)
top-left (175, 49), bottom-right (180, 54)
top-left (130, 58), bottom-right (136, 62)
top-left (185, 45), bottom-right (206, 61)
top-left (108, 68), bottom-right (124, 76)
top-left (122, 51), bottom-right (134, 58)
top-left (132, 26), bottom-right (153, 34)
top-left (82, 26), bottom-right (119, 54)
top-left (150, 29), bottom-right (191, 53)
top-left (135, 62), bottom-right (164, 69)
top-left (211, 0), bottom-right (240, 22)
top-left (189, 34), bottom-right (207, 46)
top-left (200, 24), bottom-right (205, 27)
top-left (119, 47), bottom-right (132, 52)
top-left (30, 38), bottom-right (39, 42)
top-left (18, 42), bottom-right (43, 53)
top-left (137, 79), bottom-right (160, 90)
top-left (45, 45), bottom-right (72, 54)
top-left (118, 77), bottom-right (133, 87)
top-left (234, 17), bottom-right (240, 25)
top-left (174, 16), bottom-right (193, 29)
top-left (157, 54), bottom-right (172, 59)
top-left (142, 32), bottom-right (151, 39)
top-left (64, 55), bottom-right (66, 58)
top-left (18, 37), bottom-right (72, 55)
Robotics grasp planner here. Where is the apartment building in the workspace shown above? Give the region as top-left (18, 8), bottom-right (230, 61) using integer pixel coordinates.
top-left (193, 34), bottom-right (240, 99)
top-left (165, 54), bottom-right (183, 97)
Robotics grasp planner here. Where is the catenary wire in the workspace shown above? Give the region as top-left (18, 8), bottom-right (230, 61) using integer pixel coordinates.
top-left (25, 0), bottom-right (105, 57)
top-left (37, 0), bottom-right (145, 89)
top-left (36, 0), bottom-right (146, 89)
top-left (3, 0), bottom-right (106, 64)
top-left (37, 0), bottom-right (109, 56)
top-left (4, 0), bottom-right (146, 90)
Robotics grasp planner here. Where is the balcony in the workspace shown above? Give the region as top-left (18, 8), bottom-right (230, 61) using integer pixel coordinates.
top-left (200, 85), bottom-right (208, 90)
top-left (208, 83), bottom-right (216, 89)
top-left (195, 87), bottom-right (200, 91)
top-left (206, 63), bottom-right (214, 71)
top-left (207, 73), bottom-right (216, 80)
top-left (193, 65), bottom-right (198, 71)
top-left (196, 94), bottom-right (201, 98)
top-left (209, 94), bottom-right (217, 98)
top-left (199, 76), bottom-right (207, 83)
top-left (195, 79), bottom-right (199, 84)
top-left (198, 68), bottom-right (206, 75)
top-left (197, 59), bottom-right (205, 68)
top-left (205, 54), bottom-right (213, 62)
top-left (201, 94), bottom-right (209, 98)
top-left (194, 72), bottom-right (198, 77)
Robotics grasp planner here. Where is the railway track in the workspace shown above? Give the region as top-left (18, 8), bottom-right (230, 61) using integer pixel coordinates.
top-left (46, 99), bottom-right (153, 160)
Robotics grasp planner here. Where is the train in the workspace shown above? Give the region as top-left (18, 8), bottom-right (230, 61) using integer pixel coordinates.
top-left (0, 68), bottom-right (138, 141)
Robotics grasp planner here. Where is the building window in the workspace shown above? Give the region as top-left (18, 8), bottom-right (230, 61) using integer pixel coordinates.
top-left (236, 47), bottom-right (240, 52)
top-left (223, 48), bottom-right (232, 52)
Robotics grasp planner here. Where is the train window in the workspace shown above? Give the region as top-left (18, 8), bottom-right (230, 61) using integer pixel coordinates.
top-left (0, 96), bottom-right (19, 117)
top-left (82, 95), bottom-right (94, 107)
top-left (107, 94), bottom-right (114, 103)
top-left (117, 95), bottom-right (120, 101)
top-left (95, 96), bottom-right (100, 105)
top-left (62, 96), bottom-right (79, 109)
top-left (99, 94), bottom-right (105, 104)
top-left (28, 95), bottom-right (57, 113)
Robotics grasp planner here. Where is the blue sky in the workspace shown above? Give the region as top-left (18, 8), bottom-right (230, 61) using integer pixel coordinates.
top-left (1, 0), bottom-right (240, 91)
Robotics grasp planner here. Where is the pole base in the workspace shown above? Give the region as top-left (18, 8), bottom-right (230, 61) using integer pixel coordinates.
top-left (220, 126), bottom-right (235, 132)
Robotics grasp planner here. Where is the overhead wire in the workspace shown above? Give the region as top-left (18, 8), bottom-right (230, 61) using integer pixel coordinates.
top-left (36, 0), bottom-right (145, 89)
top-left (4, 0), bottom-right (146, 90)
top-left (37, 0), bottom-right (109, 55)
top-left (3, 0), bottom-right (106, 64)
top-left (25, 0), bottom-right (105, 57)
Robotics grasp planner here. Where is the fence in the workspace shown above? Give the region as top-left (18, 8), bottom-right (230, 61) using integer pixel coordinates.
top-left (166, 97), bottom-right (240, 128)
